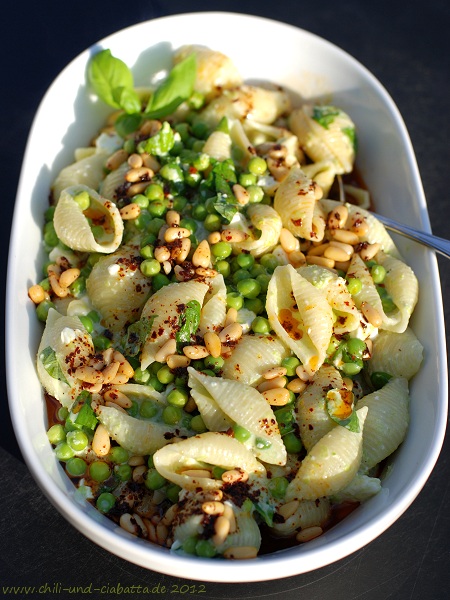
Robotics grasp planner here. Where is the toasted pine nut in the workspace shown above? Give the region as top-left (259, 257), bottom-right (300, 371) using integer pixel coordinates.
top-left (223, 546), bottom-right (258, 559)
top-left (351, 218), bottom-right (370, 237)
top-left (180, 468), bottom-right (212, 479)
top-left (156, 522), bottom-right (169, 545)
top-left (295, 365), bottom-right (311, 381)
top-left (307, 243), bottom-right (329, 257)
top-left (102, 347), bottom-right (114, 365)
top-left (92, 424), bottom-right (110, 456)
top-left (162, 260), bottom-right (172, 275)
top-left (48, 272), bottom-right (69, 298)
top-left (220, 229), bottom-right (248, 243)
top-left (125, 166), bottom-right (153, 183)
top-left (329, 240), bottom-right (354, 256)
top-left (287, 378), bottom-right (308, 394)
top-left (106, 148), bottom-right (128, 170)
top-left (191, 239), bottom-right (211, 268)
top-left (154, 338), bottom-right (177, 363)
top-left (101, 361), bottom-right (120, 384)
top-left (330, 228), bottom-right (360, 245)
top-left (221, 469), bottom-right (248, 484)
top-left (359, 242), bottom-right (380, 261)
top-left (213, 515), bottom-right (231, 546)
top-left (120, 513), bottom-right (139, 535)
top-left (296, 526), bottom-right (323, 543)
top-left (172, 237), bottom-right (191, 264)
top-left (128, 455), bottom-right (146, 466)
top-left (113, 350), bottom-right (134, 377)
top-left (166, 210), bottom-right (180, 226)
top-left (225, 307), bottom-right (238, 327)
top-left (183, 345), bottom-right (209, 360)
top-left (334, 260), bottom-right (351, 272)
top-left (219, 322), bottom-right (243, 344)
top-left (195, 489), bottom-right (223, 502)
top-left (103, 389), bottom-right (132, 408)
top-left (208, 231), bottom-right (221, 245)
top-left (164, 227), bottom-right (191, 243)
top-left (75, 366), bottom-right (104, 384)
top-left (154, 246), bottom-right (171, 262)
top-left (223, 503), bottom-right (237, 533)
top-left (324, 245), bottom-right (351, 262)
top-left (28, 284), bottom-right (46, 304)
top-left (120, 203), bottom-right (141, 220)
top-left (110, 372), bottom-right (130, 385)
top-left (127, 181), bottom-right (149, 197)
top-left (306, 255), bottom-right (335, 269)
top-left (342, 377), bottom-right (354, 390)
top-left (59, 268), bottom-right (80, 288)
top-left (127, 153), bottom-right (143, 169)
top-left (132, 464), bottom-right (147, 483)
top-left (139, 119), bottom-right (162, 136)
top-left (141, 153), bottom-right (161, 172)
top-left (195, 267), bottom-right (217, 278)
top-left (183, 397), bottom-right (197, 413)
top-left (133, 513), bottom-right (148, 537)
top-left (262, 387), bottom-right (291, 406)
top-left (361, 301), bottom-right (383, 327)
top-left (257, 377), bottom-right (287, 392)
top-left (267, 156), bottom-right (290, 181)
top-left (232, 183), bottom-right (250, 205)
top-left (288, 250), bottom-right (306, 268)
top-left (166, 354), bottom-right (191, 369)
top-left (202, 501), bottom-right (225, 515)
top-left (104, 401), bottom-right (127, 413)
top-left (327, 205), bottom-right (348, 229)
top-left (203, 331), bottom-right (222, 358)
top-left (161, 504), bottom-right (179, 526)
top-left (263, 366), bottom-right (288, 380)
top-left (365, 338), bottom-right (373, 357)
top-left (278, 500), bottom-right (300, 520)
top-left (313, 182), bottom-right (323, 200)
top-left (280, 228), bottom-right (300, 253)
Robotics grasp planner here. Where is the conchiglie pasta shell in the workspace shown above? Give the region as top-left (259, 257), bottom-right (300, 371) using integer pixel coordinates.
top-left (270, 497), bottom-right (331, 538)
top-left (36, 308), bottom-right (94, 408)
top-left (357, 377), bottom-right (409, 473)
top-left (221, 333), bottom-right (290, 386)
top-left (51, 152), bottom-right (107, 202)
top-left (53, 184), bottom-right (123, 253)
top-left (368, 328), bottom-right (423, 380)
top-left (153, 431), bottom-right (265, 491)
top-left (274, 167), bottom-right (326, 241)
top-left (215, 507), bottom-right (262, 554)
top-left (266, 264), bottom-right (334, 375)
top-left (229, 203), bottom-right (282, 256)
top-left (140, 280), bottom-right (209, 370)
top-left (99, 162), bottom-right (129, 202)
top-left (302, 160), bottom-right (337, 198)
top-left (330, 474), bottom-right (381, 503)
top-left (198, 275), bottom-right (227, 336)
top-left (86, 243), bottom-right (152, 332)
top-left (202, 130), bottom-right (232, 161)
top-left (188, 368), bottom-right (286, 465)
top-left (286, 406), bottom-right (368, 501)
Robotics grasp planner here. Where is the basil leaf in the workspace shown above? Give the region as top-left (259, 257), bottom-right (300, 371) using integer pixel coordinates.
top-left (139, 121), bottom-right (175, 156)
top-left (213, 159), bottom-right (237, 197)
top-left (213, 197), bottom-right (238, 223)
top-left (123, 317), bottom-right (153, 357)
top-left (114, 112), bottom-right (143, 138)
top-left (111, 86), bottom-right (141, 114)
top-left (145, 54), bottom-right (197, 119)
top-left (326, 389), bottom-right (360, 432)
top-left (255, 502), bottom-right (274, 527)
top-left (88, 49), bottom-right (135, 109)
top-left (312, 105), bottom-right (340, 129)
top-left (74, 393), bottom-right (98, 430)
top-left (176, 300), bottom-right (201, 349)
top-left (39, 346), bottom-right (68, 385)
top-left (342, 126), bottom-right (357, 150)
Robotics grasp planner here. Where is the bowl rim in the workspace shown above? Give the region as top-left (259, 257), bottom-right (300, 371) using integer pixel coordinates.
top-left (6, 11), bottom-right (448, 583)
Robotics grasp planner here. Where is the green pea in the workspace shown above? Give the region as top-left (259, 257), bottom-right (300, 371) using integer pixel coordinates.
top-left (70, 276), bottom-right (86, 297)
top-left (43, 222), bottom-right (59, 247)
top-left (93, 335), bottom-right (112, 351)
top-left (255, 437), bottom-right (272, 450)
top-left (233, 424), bottom-right (252, 443)
top-left (44, 205), bottom-right (56, 222)
top-left (341, 361), bottom-right (363, 376)
top-left (233, 269), bottom-right (252, 284)
top-left (145, 183), bottom-right (164, 201)
top-left (239, 172), bottom-right (257, 187)
top-left (195, 539), bottom-right (216, 558)
top-left (57, 406), bottom-right (69, 422)
top-left (172, 196), bottom-right (189, 212)
top-left (212, 466), bottom-right (227, 479)
top-left (89, 461), bottom-right (111, 482)
top-left (255, 273), bottom-right (270, 293)
top-left (346, 337), bottom-right (367, 359)
top-left (157, 365), bottom-right (175, 385)
top-left (283, 432), bottom-right (303, 454)
top-left (133, 367), bottom-right (150, 384)
top-left (346, 277), bottom-right (362, 295)
top-left (167, 388), bottom-right (189, 407)
top-left (147, 454), bottom-right (155, 469)
top-left (109, 446), bottom-right (129, 464)
top-left (147, 200), bottom-right (167, 218)
top-left (371, 371), bottom-right (392, 390)
top-left (200, 369), bottom-right (216, 377)
top-left (114, 464), bottom-right (132, 481)
top-left (140, 258), bottom-right (161, 277)
top-left (47, 424), bottom-right (66, 445)
top-left (148, 376), bottom-right (164, 393)
top-left (371, 264), bottom-right (386, 284)
top-left (79, 315), bottom-right (94, 333)
top-left (66, 457), bottom-right (87, 477)
top-left (382, 296), bottom-right (396, 313)
top-left (180, 218), bottom-right (198, 234)
top-left (191, 203), bottom-right (207, 221)
top-left (96, 492), bottom-right (116, 513)
top-left (204, 355), bottom-right (224, 372)
top-left (190, 415), bottom-right (207, 433)
top-left (123, 139), bottom-right (136, 154)
top-left (251, 316), bottom-right (270, 334)
top-left (182, 536), bottom-right (198, 555)
top-left (193, 152), bottom-right (210, 171)
top-left (260, 253), bottom-right (279, 272)
top-left (268, 476), bottom-right (289, 499)
top-left (226, 292), bottom-right (244, 311)
top-left (274, 407), bottom-right (295, 437)
top-left (236, 253), bottom-right (255, 269)
top-left (162, 405), bottom-right (182, 425)
top-left (248, 156), bottom-right (267, 176)
top-left (145, 468), bottom-right (166, 490)
top-left (246, 184), bottom-right (264, 203)
top-left (214, 260), bottom-right (230, 277)
top-left (55, 442), bottom-right (75, 461)
top-left (281, 356), bottom-right (301, 377)
top-left (211, 241), bottom-right (232, 260)
top-left (204, 214), bottom-right (222, 231)
top-left (249, 263), bottom-right (266, 278)
top-left (244, 297), bottom-right (264, 315)
top-left (152, 273), bottom-right (171, 291)
top-left (66, 430), bottom-right (88, 452)
top-left (139, 244), bottom-right (154, 259)
top-left (166, 483), bottom-right (182, 504)
top-left (191, 359), bottom-right (205, 370)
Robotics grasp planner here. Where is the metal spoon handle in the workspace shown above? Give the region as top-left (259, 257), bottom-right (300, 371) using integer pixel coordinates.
top-left (372, 212), bottom-right (450, 259)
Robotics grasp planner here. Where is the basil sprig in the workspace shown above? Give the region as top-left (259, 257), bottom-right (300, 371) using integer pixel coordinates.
top-left (39, 346), bottom-right (68, 385)
top-left (176, 300), bottom-right (201, 350)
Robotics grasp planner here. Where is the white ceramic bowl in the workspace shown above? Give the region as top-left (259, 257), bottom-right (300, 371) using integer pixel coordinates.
top-left (6, 11), bottom-right (448, 582)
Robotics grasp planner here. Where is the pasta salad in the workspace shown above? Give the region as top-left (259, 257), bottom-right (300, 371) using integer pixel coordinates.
top-left (29, 45), bottom-right (423, 560)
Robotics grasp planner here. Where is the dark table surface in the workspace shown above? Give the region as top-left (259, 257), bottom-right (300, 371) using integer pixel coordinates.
top-left (1, 1), bottom-right (449, 598)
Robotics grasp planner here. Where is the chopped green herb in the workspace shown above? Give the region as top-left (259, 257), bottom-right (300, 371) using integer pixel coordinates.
top-left (39, 346), bottom-right (68, 385)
